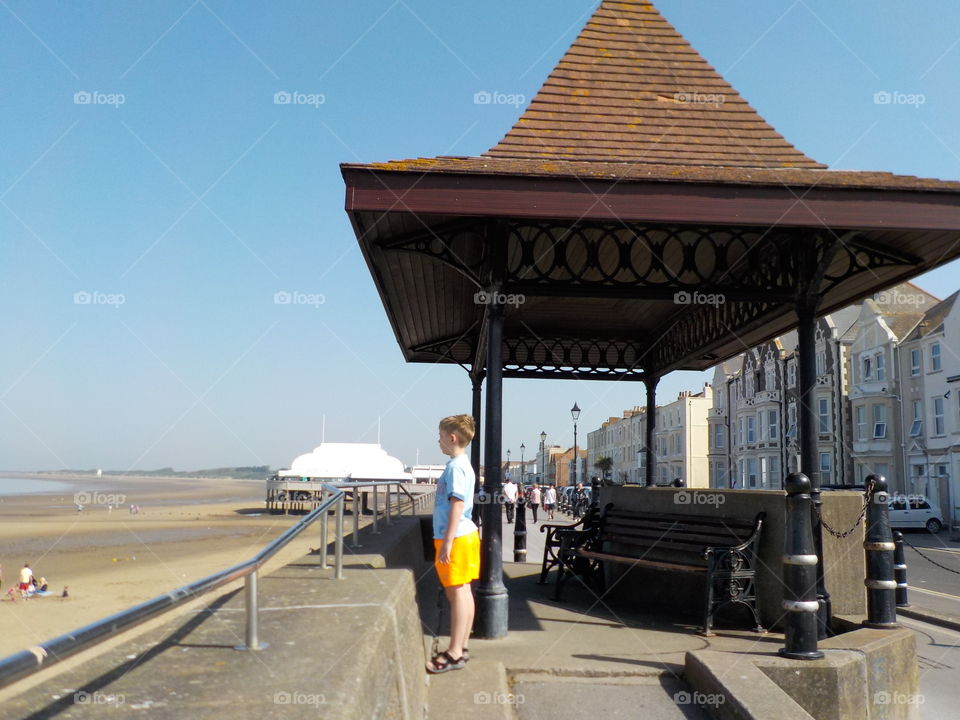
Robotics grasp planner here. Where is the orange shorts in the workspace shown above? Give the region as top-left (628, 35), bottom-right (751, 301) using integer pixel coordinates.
top-left (434, 530), bottom-right (480, 587)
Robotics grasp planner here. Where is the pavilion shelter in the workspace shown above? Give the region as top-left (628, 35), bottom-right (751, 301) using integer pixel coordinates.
top-left (341, 0), bottom-right (960, 638)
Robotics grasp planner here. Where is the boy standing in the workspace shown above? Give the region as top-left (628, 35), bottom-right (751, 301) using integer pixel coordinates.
top-left (427, 414), bottom-right (480, 674)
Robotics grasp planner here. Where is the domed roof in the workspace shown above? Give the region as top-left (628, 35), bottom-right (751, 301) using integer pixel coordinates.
top-left (280, 443), bottom-right (411, 481)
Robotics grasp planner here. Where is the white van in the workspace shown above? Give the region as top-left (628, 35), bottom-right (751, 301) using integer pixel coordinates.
top-left (888, 495), bottom-right (944, 533)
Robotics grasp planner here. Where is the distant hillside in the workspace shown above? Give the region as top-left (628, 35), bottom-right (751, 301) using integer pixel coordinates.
top-left (58, 466), bottom-right (274, 480)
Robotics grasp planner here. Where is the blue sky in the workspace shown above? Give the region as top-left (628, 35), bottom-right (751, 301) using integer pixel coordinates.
top-left (2, 0), bottom-right (959, 472)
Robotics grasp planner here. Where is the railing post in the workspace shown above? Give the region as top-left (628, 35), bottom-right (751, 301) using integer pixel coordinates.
top-left (371, 484), bottom-right (380, 534)
top-left (893, 531), bottom-right (910, 607)
top-left (335, 493), bottom-right (345, 579)
top-left (235, 571), bottom-right (268, 651)
top-left (780, 472), bottom-right (823, 660)
top-left (385, 483), bottom-right (392, 524)
top-left (352, 488), bottom-right (361, 547)
top-left (864, 475), bottom-right (898, 627)
top-left (320, 488), bottom-right (329, 569)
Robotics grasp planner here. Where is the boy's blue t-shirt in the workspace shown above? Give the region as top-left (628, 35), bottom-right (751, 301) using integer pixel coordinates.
top-left (433, 453), bottom-right (478, 539)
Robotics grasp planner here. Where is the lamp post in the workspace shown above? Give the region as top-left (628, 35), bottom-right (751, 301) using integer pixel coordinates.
top-left (520, 443), bottom-right (526, 486)
top-left (571, 402), bottom-right (581, 486)
top-left (506, 448), bottom-right (511, 482)
top-left (539, 431), bottom-right (547, 484)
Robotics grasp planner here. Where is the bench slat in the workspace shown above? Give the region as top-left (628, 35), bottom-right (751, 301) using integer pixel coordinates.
top-left (602, 522), bottom-right (753, 542)
top-left (577, 550), bottom-right (706, 573)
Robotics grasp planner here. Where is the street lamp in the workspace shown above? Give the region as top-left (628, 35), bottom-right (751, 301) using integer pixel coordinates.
top-left (520, 443), bottom-right (526, 485)
top-left (539, 431), bottom-right (547, 483)
top-left (571, 402), bottom-right (581, 486)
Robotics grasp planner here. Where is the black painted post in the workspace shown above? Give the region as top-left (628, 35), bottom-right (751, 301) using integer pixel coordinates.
top-left (780, 472), bottom-right (824, 660)
top-left (644, 374), bottom-right (659, 487)
top-left (797, 301), bottom-right (831, 638)
top-left (864, 475), bottom-right (898, 628)
top-left (893, 531), bottom-right (910, 608)
top-left (513, 495), bottom-right (527, 563)
top-left (471, 373), bottom-right (483, 527)
top-left (476, 297), bottom-right (508, 638)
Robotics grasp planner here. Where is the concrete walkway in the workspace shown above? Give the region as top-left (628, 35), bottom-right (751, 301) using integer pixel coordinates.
top-left (423, 511), bottom-right (784, 719)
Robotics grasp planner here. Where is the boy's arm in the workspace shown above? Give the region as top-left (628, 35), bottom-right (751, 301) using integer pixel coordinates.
top-left (437, 497), bottom-right (463, 563)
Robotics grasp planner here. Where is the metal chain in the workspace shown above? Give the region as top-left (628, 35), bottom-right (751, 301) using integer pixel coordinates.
top-left (820, 479), bottom-right (876, 539)
top-left (900, 536), bottom-right (960, 575)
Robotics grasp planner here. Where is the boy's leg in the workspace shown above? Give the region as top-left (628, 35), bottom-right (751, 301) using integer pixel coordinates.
top-left (444, 583), bottom-right (474, 658)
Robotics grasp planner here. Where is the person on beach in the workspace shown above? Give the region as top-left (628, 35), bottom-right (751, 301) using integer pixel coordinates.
top-left (19, 564), bottom-right (34, 598)
top-left (426, 414), bottom-right (480, 674)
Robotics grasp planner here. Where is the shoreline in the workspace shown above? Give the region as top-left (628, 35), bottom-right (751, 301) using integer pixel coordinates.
top-left (0, 476), bottom-right (297, 658)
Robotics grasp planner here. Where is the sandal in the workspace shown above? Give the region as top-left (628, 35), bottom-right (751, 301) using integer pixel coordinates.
top-left (426, 650), bottom-right (465, 674)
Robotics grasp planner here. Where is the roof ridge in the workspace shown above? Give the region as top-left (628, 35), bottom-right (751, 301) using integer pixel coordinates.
top-left (484, 0), bottom-right (825, 169)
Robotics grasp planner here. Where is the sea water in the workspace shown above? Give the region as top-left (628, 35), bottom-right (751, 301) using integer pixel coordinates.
top-left (0, 477), bottom-right (74, 496)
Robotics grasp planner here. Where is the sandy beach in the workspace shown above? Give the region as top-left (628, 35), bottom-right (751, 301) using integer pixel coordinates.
top-left (0, 472), bottom-right (323, 659)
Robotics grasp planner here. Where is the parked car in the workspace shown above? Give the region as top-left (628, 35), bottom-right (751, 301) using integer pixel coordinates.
top-left (888, 495), bottom-right (944, 533)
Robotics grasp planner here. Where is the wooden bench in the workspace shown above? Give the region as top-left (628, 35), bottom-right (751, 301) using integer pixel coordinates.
top-left (540, 502), bottom-right (766, 636)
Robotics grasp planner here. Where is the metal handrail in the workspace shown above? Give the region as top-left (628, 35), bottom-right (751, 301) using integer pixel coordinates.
top-left (0, 483), bottom-right (347, 690)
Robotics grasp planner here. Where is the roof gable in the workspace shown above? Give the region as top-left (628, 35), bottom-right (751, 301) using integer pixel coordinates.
top-left (485, 0), bottom-right (825, 169)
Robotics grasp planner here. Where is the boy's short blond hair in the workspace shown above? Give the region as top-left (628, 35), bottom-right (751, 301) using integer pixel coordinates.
top-left (439, 414), bottom-right (475, 448)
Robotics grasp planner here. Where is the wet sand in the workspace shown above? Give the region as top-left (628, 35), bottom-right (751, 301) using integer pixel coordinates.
top-left (0, 473), bottom-right (322, 658)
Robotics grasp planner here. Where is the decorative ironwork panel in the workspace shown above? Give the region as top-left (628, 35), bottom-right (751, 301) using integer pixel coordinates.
top-left (502, 335), bottom-right (648, 381)
top-left (504, 221), bottom-right (801, 297)
top-left (651, 297), bottom-right (778, 370)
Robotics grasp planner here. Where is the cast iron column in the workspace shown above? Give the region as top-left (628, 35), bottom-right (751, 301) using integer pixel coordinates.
top-left (780, 472), bottom-right (824, 660)
top-left (797, 300), bottom-right (831, 638)
top-left (863, 475), bottom-right (898, 627)
top-left (471, 372), bottom-right (483, 527)
top-left (644, 374), bottom-right (659, 486)
top-left (476, 299), bottom-right (508, 638)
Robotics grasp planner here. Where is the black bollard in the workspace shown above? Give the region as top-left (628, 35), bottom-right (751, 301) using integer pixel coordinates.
top-left (893, 530), bottom-right (910, 608)
top-left (514, 497), bottom-right (527, 563)
top-left (863, 475), bottom-right (898, 627)
top-left (590, 477), bottom-right (602, 511)
top-left (780, 473), bottom-right (824, 660)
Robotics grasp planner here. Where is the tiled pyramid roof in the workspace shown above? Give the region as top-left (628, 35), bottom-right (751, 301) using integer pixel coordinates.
top-left (484, 0), bottom-right (825, 169)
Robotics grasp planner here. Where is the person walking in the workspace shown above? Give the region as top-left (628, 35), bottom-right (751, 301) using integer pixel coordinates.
top-left (572, 482), bottom-right (588, 519)
top-left (543, 484), bottom-right (557, 520)
top-left (502, 477), bottom-right (517, 523)
top-left (528, 484), bottom-right (541, 523)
